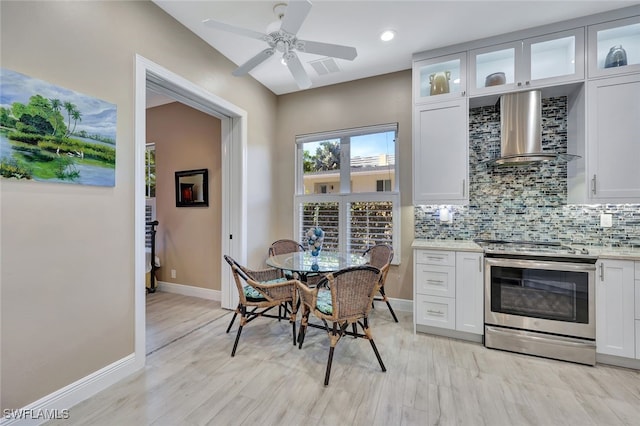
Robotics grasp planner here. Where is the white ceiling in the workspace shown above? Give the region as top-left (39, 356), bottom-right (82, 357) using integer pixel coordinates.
top-left (152, 0), bottom-right (637, 95)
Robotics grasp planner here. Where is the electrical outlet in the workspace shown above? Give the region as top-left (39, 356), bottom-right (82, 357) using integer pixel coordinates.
top-left (171, 269), bottom-right (176, 278)
top-left (600, 214), bottom-right (612, 228)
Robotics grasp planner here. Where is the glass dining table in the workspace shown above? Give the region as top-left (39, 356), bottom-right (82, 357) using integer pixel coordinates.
top-left (266, 250), bottom-right (368, 281)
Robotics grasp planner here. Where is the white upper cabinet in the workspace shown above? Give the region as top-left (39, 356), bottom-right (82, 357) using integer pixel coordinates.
top-left (587, 74), bottom-right (640, 202)
top-left (588, 15), bottom-right (640, 78)
top-left (469, 28), bottom-right (585, 96)
top-left (413, 99), bottom-right (468, 205)
top-left (413, 52), bottom-right (467, 104)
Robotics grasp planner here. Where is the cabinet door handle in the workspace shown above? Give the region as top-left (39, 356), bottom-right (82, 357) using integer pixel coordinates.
top-left (525, 81), bottom-right (530, 85)
top-left (599, 263), bottom-right (604, 281)
top-left (426, 256), bottom-right (444, 261)
top-left (591, 174), bottom-right (597, 195)
top-left (461, 91), bottom-right (466, 96)
top-left (462, 179), bottom-right (466, 196)
top-left (479, 257), bottom-right (483, 272)
top-left (517, 82), bottom-right (523, 87)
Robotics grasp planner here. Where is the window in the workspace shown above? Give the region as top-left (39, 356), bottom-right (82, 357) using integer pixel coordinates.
top-left (145, 144), bottom-right (156, 249)
top-left (295, 123), bottom-right (400, 263)
top-left (376, 179), bottom-right (392, 192)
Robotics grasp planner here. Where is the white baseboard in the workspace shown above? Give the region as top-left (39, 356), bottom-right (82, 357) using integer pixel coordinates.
top-left (156, 281), bottom-right (221, 301)
top-left (1, 354), bottom-right (139, 426)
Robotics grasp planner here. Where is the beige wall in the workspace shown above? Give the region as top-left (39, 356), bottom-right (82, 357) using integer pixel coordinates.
top-left (1, 0), bottom-right (277, 410)
top-left (274, 71), bottom-right (415, 300)
top-left (147, 102), bottom-right (221, 290)
top-left (1, 0), bottom-right (416, 413)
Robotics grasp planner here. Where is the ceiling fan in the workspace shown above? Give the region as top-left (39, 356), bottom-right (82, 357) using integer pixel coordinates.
top-left (202, 0), bottom-right (357, 90)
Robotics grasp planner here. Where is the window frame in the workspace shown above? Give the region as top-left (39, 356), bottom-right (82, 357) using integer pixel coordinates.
top-left (294, 123), bottom-right (400, 264)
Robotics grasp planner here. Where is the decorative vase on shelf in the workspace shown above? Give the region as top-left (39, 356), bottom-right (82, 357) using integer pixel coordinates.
top-left (429, 70), bottom-right (451, 95)
top-left (485, 71), bottom-right (506, 87)
top-left (604, 45), bottom-right (627, 68)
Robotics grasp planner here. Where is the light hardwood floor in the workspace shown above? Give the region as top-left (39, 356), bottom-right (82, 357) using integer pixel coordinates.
top-left (47, 291), bottom-right (640, 426)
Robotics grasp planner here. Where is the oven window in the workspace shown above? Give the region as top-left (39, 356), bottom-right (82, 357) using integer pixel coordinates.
top-left (490, 266), bottom-right (589, 323)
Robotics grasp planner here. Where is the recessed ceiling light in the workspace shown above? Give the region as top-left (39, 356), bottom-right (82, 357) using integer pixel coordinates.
top-left (380, 30), bottom-right (396, 42)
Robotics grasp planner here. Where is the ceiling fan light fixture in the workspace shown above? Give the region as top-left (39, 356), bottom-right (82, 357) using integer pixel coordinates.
top-left (380, 29), bottom-right (396, 42)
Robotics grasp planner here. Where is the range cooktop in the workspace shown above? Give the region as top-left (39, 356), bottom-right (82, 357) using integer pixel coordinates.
top-left (474, 239), bottom-right (596, 260)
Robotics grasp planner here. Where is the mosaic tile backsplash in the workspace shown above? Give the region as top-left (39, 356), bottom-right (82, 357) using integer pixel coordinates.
top-left (414, 96), bottom-right (640, 248)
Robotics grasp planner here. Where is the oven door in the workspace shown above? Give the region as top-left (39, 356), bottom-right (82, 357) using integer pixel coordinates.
top-left (484, 257), bottom-right (596, 340)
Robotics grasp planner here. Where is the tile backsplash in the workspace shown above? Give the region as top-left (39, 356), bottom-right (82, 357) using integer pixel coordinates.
top-left (414, 96), bottom-right (640, 248)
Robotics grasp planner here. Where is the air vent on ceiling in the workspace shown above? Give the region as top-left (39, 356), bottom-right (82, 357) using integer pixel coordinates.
top-left (309, 58), bottom-right (341, 76)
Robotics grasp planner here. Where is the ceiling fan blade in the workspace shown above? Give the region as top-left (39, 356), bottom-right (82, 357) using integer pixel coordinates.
top-left (233, 48), bottom-right (275, 76)
top-left (285, 53), bottom-right (312, 89)
top-left (202, 18), bottom-right (267, 41)
top-left (280, 0), bottom-right (312, 35)
top-left (297, 40), bottom-right (358, 61)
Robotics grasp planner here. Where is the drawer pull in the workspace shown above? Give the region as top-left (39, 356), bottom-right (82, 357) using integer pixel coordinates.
top-left (426, 279), bottom-right (444, 285)
top-left (426, 256), bottom-right (444, 260)
top-left (426, 309), bottom-right (445, 316)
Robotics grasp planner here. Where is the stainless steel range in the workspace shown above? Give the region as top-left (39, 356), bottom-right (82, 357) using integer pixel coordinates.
top-left (475, 239), bottom-right (597, 365)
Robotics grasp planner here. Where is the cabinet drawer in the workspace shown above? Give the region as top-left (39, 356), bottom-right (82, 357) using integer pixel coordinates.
top-left (415, 264), bottom-right (455, 297)
top-left (415, 294), bottom-right (456, 330)
top-left (415, 250), bottom-right (456, 266)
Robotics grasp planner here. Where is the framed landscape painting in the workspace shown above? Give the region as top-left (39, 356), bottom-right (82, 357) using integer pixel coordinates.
top-left (0, 68), bottom-right (116, 187)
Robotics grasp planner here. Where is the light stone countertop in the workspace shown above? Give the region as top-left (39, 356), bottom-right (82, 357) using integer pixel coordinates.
top-left (411, 239), bottom-right (483, 253)
top-left (586, 246), bottom-right (640, 261)
top-left (412, 239), bottom-right (640, 261)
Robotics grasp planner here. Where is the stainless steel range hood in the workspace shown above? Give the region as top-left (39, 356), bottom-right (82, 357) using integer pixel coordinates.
top-left (489, 90), bottom-right (578, 166)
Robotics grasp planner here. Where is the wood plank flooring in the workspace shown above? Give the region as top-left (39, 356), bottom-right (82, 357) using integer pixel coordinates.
top-left (47, 291), bottom-right (640, 425)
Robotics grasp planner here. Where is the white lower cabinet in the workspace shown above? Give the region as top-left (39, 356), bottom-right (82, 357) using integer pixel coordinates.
top-left (455, 252), bottom-right (484, 334)
top-left (596, 259), bottom-right (636, 358)
top-left (414, 249), bottom-right (483, 338)
top-left (636, 262), bottom-right (640, 359)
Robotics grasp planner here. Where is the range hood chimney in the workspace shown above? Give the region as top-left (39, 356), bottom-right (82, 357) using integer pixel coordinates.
top-left (489, 89), bottom-right (578, 166)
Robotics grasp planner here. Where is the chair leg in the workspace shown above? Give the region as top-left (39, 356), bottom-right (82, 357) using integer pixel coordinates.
top-left (362, 317), bottom-right (386, 372)
top-left (379, 287), bottom-right (399, 323)
top-left (298, 307), bottom-right (309, 349)
top-left (324, 322), bottom-right (338, 386)
top-left (226, 306), bottom-right (240, 333)
top-left (290, 301), bottom-right (297, 346)
top-left (231, 306), bottom-right (246, 357)
top-left (352, 323), bottom-right (357, 338)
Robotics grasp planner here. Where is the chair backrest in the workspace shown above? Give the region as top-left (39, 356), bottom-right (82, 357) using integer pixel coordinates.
top-left (320, 265), bottom-right (382, 320)
top-left (363, 244), bottom-right (393, 270)
top-left (268, 239), bottom-right (305, 257)
top-left (224, 254), bottom-right (251, 303)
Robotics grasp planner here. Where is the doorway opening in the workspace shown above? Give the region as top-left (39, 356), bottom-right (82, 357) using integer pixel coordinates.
top-left (134, 55), bottom-right (247, 367)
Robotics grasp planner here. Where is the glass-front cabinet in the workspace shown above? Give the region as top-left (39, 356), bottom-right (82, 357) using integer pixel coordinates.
top-left (413, 52), bottom-right (466, 104)
top-left (469, 28), bottom-right (584, 96)
top-left (588, 15), bottom-right (640, 78)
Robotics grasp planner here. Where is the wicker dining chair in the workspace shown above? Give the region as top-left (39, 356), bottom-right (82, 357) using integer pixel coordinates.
top-left (268, 239), bottom-right (304, 279)
top-left (268, 239), bottom-right (305, 258)
top-left (296, 265), bottom-right (386, 386)
top-left (223, 255), bottom-right (298, 356)
top-left (363, 244), bottom-right (398, 322)
top-left (268, 238), bottom-right (323, 286)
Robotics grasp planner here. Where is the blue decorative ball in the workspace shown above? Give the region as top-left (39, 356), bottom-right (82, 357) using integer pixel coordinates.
top-left (315, 228), bottom-right (323, 237)
top-left (311, 249), bottom-right (319, 256)
top-left (311, 263), bottom-right (319, 272)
